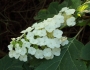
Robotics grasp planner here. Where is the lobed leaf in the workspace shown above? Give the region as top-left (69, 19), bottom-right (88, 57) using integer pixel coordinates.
top-left (65, 0), bottom-right (81, 9)
top-left (81, 42), bottom-right (90, 60)
top-left (34, 1), bottom-right (68, 21)
top-left (35, 38), bottom-right (87, 70)
top-left (0, 55), bottom-right (23, 70)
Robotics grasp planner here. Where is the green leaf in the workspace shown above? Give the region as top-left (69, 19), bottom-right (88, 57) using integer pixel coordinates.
top-left (23, 62), bottom-right (31, 70)
top-left (34, 9), bottom-right (48, 21)
top-left (77, 1), bottom-right (90, 17)
top-left (34, 0), bottom-right (81, 21)
top-left (35, 38), bottom-right (87, 70)
top-left (65, 0), bottom-right (81, 9)
top-left (47, 2), bottom-right (59, 14)
top-left (30, 58), bottom-right (44, 67)
top-left (77, 4), bottom-right (88, 12)
top-left (88, 64), bottom-right (90, 70)
top-left (77, 20), bottom-right (87, 26)
top-left (34, 2), bottom-right (60, 21)
top-left (58, 1), bottom-right (68, 10)
top-left (81, 42), bottom-right (90, 60)
top-left (0, 55), bottom-right (24, 70)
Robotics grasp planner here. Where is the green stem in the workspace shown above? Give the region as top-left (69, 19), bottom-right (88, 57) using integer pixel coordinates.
top-left (74, 20), bottom-right (90, 38)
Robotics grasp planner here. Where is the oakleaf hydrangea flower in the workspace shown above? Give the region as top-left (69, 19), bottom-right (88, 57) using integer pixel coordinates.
top-left (7, 7), bottom-right (76, 62)
top-left (66, 17), bottom-right (76, 26)
top-left (28, 47), bottom-right (36, 55)
top-left (52, 48), bottom-right (61, 56)
top-left (43, 48), bottom-right (52, 58)
top-left (35, 49), bottom-right (43, 59)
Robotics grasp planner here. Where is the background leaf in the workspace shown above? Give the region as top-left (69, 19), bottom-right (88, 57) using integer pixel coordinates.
top-left (34, 1), bottom-right (68, 21)
top-left (58, 1), bottom-right (68, 10)
top-left (0, 55), bottom-right (24, 70)
top-left (81, 42), bottom-right (90, 60)
top-left (47, 2), bottom-right (59, 14)
top-left (23, 62), bottom-right (31, 70)
top-left (35, 38), bottom-right (87, 70)
top-left (65, 0), bottom-right (81, 9)
top-left (77, 19), bottom-right (90, 26)
top-left (88, 64), bottom-right (90, 70)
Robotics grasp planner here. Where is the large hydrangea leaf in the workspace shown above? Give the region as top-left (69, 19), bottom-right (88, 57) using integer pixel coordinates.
top-left (35, 38), bottom-right (87, 70)
top-left (65, 0), bottom-right (81, 9)
top-left (34, 1), bottom-right (68, 21)
top-left (80, 42), bottom-right (90, 60)
top-left (0, 55), bottom-right (24, 70)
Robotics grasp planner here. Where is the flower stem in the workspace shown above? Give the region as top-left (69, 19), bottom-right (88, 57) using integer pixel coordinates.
top-left (74, 19), bottom-right (90, 38)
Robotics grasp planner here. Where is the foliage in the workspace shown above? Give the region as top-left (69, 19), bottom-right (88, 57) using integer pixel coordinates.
top-left (0, 0), bottom-right (90, 70)
top-left (35, 38), bottom-right (87, 70)
top-left (81, 42), bottom-right (90, 60)
top-left (0, 55), bottom-right (24, 70)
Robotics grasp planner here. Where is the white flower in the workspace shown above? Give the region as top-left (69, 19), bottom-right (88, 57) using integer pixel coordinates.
top-left (9, 50), bottom-right (20, 59)
top-left (53, 29), bottom-right (63, 38)
top-left (45, 18), bottom-right (55, 25)
top-left (39, 29), bottom-right (46, 36)
top-left (16, 37), bottom-right (21, 41)
top-left (52, 48), bottom-right (61, 56)
top-left (60, 7), bottom-right (69, 12)
top-left (32, 22), bottom-right (38, 28)
top-left (15, 44), bottom-right (21, 53)
top-left (9, 50), bottom-right (15, 58)
top-left (37, 37), bottom-right (45, 46)
top-left (21, 27), bottom-right (33, 33)
top-left (53, 38), bottom-right (61, 48)
top-left (66, 17), bottom-right (76, 26)
top-left (42, 36), bottom-right (50, 44)
top-left (46, 38), bottom-right (60, 48)
top-left (21, 38), bottom-right (26, 42)
top-left (29, 38), bottom-right (38, 44)
top-left (8, 44), bottom-right (13, 50)
top-left (22, 41), bottom-right (31, 48)
top-left (61, 37), bottom-right (69, 46)
top-left (45, 24), bottom-right (56, 32)
top-left (14, 52), bottom-right (20, 59)
top-left (33, 22), bottom-right (45, 29)
top-left (65, 9), bottom-right (75, 15)
top-left (60, 7), bottom-right (75, 15)
top-left (44, 18), bottom-right (56, 32)
top-left (33, 29), bottom-right (46, 37)
top-left (12, 38), bottom-right (15, 40)
top-left (35, 49), bottom-right (43, 59)
top-left (42, 18), bottom-right (53, 27)
top-left (61, 40), bottom-right (69, 46)
top-left (61, 36), bottom-right (67, 42)
top-left (36, 22), bottom-right (45, 29)
top-left (15, 43), bottom-right (19, 47)
top-left (20, 47), bottom-right (27, 55)
top-left (53, 14), bottom-right (64, 26)
top-left (19, 55), bottom-right (27, 62)
top-left (26, 32), bottom-right (34, 40)
top-left (46, 39), bottom-right (55, 48)
top-left (43, 48), bottom-right (52, 57)
top-left (26, 32), bottom-right (38, 44)
top-left (28, 47), bottom-right (36, 55)
top-left (45, 54), bottom-right (54, 60)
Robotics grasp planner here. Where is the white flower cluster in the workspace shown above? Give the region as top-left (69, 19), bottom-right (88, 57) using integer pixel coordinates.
top-left (8, 7), bottom-right (75, 62)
